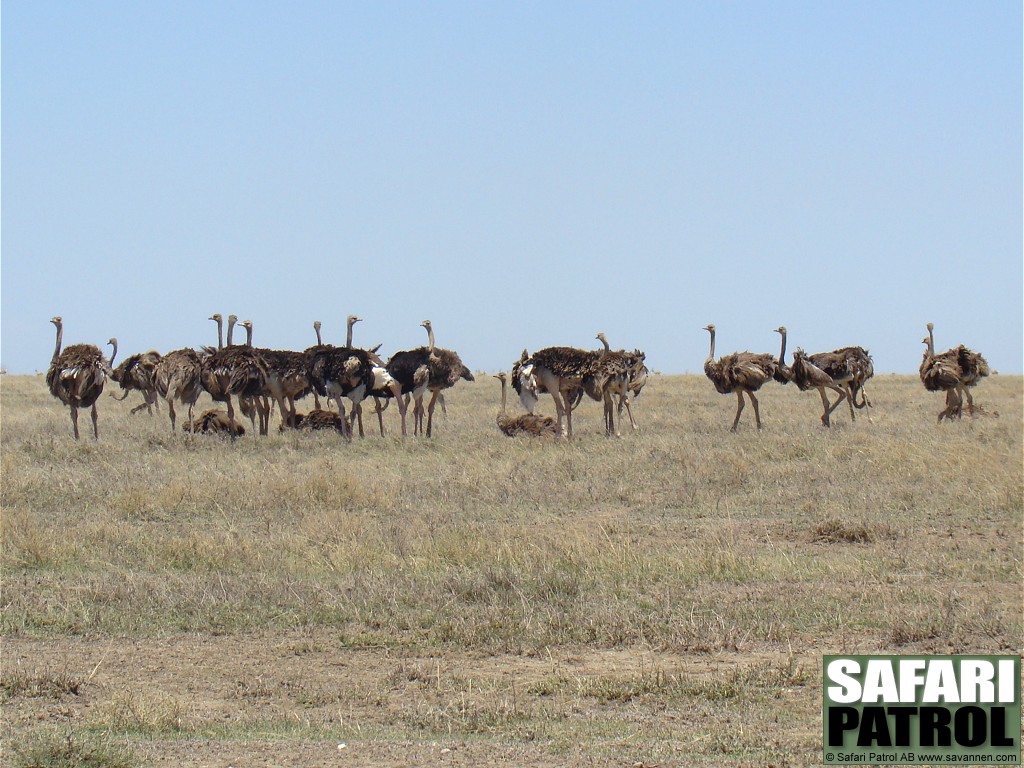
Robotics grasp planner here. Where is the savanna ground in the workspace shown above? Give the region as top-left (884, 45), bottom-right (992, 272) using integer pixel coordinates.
top-left (1, 371), bottom-right (1021, 767)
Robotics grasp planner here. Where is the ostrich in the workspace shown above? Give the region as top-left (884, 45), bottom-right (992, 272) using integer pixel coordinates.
top-left (279, 408), bottom-right (346, 433)
top-left (526, 344), bottom-right (610, 438)
top-left (182, 409), bottom-right (246, 436)
top-left (308, 320), bottom-right (330, 409)
top-left (775, 327), bottom-right (873, 424)
top-left (336, 315), bottom-right (409, 437)
top-left (702, 324), bottom-right (780, 432)
top-left (384, 321), bottom-right (471, 437)
top-left (154, 347), bottom-right (204, 431)
top-left (593, 333), bottom-right (649, 435)
top-left (922, 322), bottom-right (989, 420)
top-left (45, 316), bottom-right (113, 439)
top-left (239, 319), bottom-right (314, 432)
top-left (510, 349), bottom-right (542, 415)
top-left (110, 343), bottom-right (163, 415)
top-left (419, 320), bottom-right (474, 437)
top-left (306, 323), bottom-right (378, 439)
top-left (787, 348), bottom-right (851, 427)
top-left (200, 314), bottom-right (269, 439)
top-left (493, 372), bottom-right (557, 437)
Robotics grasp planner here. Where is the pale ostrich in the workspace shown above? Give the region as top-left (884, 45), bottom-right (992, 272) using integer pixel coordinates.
top-left (493, 372), bottom-right (557, 437)
top-left (702, 324), bottom-right (780, 432)
top-left (45, 316), bottom-right (113, 439)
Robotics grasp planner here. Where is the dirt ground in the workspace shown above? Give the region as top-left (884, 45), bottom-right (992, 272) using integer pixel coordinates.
top-left (2, 630), bottom-right (814, 767)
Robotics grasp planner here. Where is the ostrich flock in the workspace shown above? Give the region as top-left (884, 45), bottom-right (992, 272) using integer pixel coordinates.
top-left (44, 314), bottom-right (989, 441)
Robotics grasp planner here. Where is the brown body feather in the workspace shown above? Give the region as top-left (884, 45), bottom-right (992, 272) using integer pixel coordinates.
top-left (494, 372), bottom-right (557, 437)
top-left (182, 409), bottom-right (246, 436)
top-left (702, 325), bottom-right (779, 432)
top-left (45, 317), bottom-right (112, 439)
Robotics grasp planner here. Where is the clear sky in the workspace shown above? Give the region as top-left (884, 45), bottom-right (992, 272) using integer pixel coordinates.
top-left (3, 1), bottom-right (1021, 375)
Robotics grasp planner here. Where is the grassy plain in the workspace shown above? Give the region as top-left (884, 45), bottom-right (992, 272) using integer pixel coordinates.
top-left (1, 371), bottom-right (1021, 767)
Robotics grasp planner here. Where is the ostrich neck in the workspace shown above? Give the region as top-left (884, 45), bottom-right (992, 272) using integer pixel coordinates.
top-left (426, 326), bottom-right (435, 351)
top-left (598, 336), bottom-right (610, 351)
top-left (51, 323), bottom-right (63, 362)
top-left (927, 327), bottom-right (936, 355)
top-left (226, 318), bottom-right (235, 347)
top-left (346, 320), bottom-right (355, 348)
top-left (244, 326), bottom-right (253, 347)
top-left (214, 317), bottom-right (223, 350)
top-left (499, 378), bottom-right (508, 417)
top-left (707, 330), bottom-right (716, 362)
top-left (315, 325), bottom-right (323, 345)
top-left (778, 332), bottom-right (787, 365)
top-left (109, 340), bottom-right (118, 367)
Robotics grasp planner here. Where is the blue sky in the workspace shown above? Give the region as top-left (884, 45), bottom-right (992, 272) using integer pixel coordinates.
top-left (3, 1), bottom-right (1021, 374)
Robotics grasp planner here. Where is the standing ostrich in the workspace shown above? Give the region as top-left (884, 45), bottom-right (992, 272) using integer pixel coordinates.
top-left (774, 327), bottom-right (873, 423)
top-left (46, 316), bottom-right (113, 439)
top-left (702, 324), bottom-right (780, 432)
top-left (239, 319), bottom-right (313, 432)
top-left (336, 316), bottom-right (408, 437)
top-left (306, 319), bottom-right (378, 439)
top-left (420, 320), bottom-right (474, 437)
top-left (787, 348), bottom-right (851, 427)
top-left (526, 344), bottom-right (609, 438)
top-left (385, 321), bottom-right (471, 437)
top-left (155, 347), bottom-right (204, 432)
top-left (110, 343), bottom-right (163, 415)
top-left (593, 333), bottom-right (649, 435)
top-left (200, 314), bottom-right (269, 439)
top-left (922, 322), bottom-right (989, 420)
top-left (493, 372), bottom-right (557, 437)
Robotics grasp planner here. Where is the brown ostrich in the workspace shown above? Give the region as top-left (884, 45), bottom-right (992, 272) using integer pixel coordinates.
top-left (45, 316), bottom-right (113, 439)
top-left (200, 314), bottom-right (269, 439)
top-left (493, 372), bottom-right (557, 437)
top-left (154, 347), bottom-right (204, 432)
top-left (110, 341), bottom-right (163, 415)
top-left (702, 324), bottom-right (780, 432)
top-left (182, 409), bottom-right (246, 436)
top-left (921, 323), bottom-right (989, 421)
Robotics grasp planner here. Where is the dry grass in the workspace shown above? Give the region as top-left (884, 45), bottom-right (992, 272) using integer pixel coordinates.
top-left (1, 371), bottom-right (1021, 765)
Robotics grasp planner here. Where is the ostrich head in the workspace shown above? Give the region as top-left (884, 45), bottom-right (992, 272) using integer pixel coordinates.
top-left (50, 316), bottom-right (63, 327)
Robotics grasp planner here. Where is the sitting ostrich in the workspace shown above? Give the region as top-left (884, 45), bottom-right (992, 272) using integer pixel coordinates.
top-left (182, 409), bottom-right (246, 436)
top-left (279, 409), bottom-right (346, 433)
top-left (493, 372), bottom-right (557, 437)
top-left (46, 316), bottom-right (114, 439)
